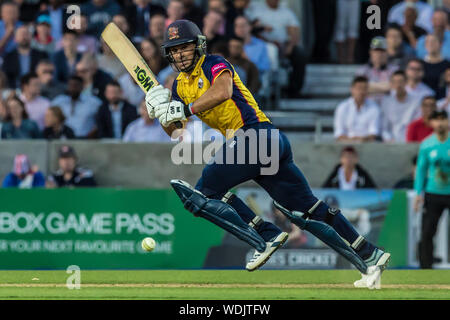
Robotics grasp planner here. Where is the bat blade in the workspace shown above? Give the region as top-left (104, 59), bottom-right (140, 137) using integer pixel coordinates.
top-left (101, 22), bottom-right (183, 128)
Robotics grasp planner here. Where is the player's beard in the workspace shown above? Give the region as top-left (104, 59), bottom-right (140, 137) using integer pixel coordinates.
top-left (172, 54), bottom-right (197, 73)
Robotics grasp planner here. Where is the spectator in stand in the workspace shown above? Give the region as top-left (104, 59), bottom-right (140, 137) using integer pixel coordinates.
top-left (39, 0), bottom-right (69, 46)
top-left (51, 75), bottom-right (102, 138)
top-left (422, 34), bottom-right (450, 94)
top-left (2, 25), bottom-right (48, 89)
top-left (246, 0), bottom-right (305, 98)
top-left (334, 76), bottom-right (380, 143)
top-left (112, 14), bottom-right (131, 38)
top-left (381, 70), bottom-right (421, 143)
top-left (0, 2), bottom-right (22, 57)
top-left (2, 154), bottom-right (45, 188)
top-left (0, 98), bottom-right (7, 136)
top-left (74, 14), bottom-right (99, 54)
top-left (405, 58), bottom-right (435, 99)
top-left (388, 0), bottom-right (433, 34)
top-left (140, 37), bottom-right (168, 81)
top-left (356, 36), bottom-right (398, 103)
top-left (75, 52), bottom-right (114, 102)
top-left (393, 155), bottom-right (417, 189)
top-left (123, 99), bottom-right (172, 142)
top-left (0, 69), bottom-right (17, 100)
top-left (118, 73), bottom-right (145, 108)
top-left (166, 0), bottom-right (185, 28)
top-left (42, 106), bottom-right (75, 140)
top-left (437, 67), bottom-right (450, 112)
top-left (96, 81), bottom-right (138, 139)
top-left (225, 0), bottom-right (254, 38)
top-left (52, 30), bottom-right (82, 84)
top-left (233, 15), bottom-right (271, 79)
top-left (334, 0), bottom-right (360, 64)
top-left (406, 96), bottom-right (436, 143)
top-left (394, 3), bottom-right (427, 50)
top-left (181, 0), bottom-right (205, 30)
top-left (123, 0), bottom-right (166, 43)
top-left (35, 60), bottom-right (65, 100)
top-left (208, 0), bottom-right (227, 33)
top-left (19, 72), bottom-right (50, 131)
top-left (385, 24), bottom-right (414, 69)
top-left (414, 110), bottom-right (450, 269)
top-left (203, 9), bottom-right (228, 50)
top-left (227, 36), bottom-right (260, 93)
top-left (149, 13), bottom-right (166, 48)
top-left (31, 14), bottom-right (56, 55)
top-left (97, 39), bottom-right (127, 79)
top-left (416, 9), bottom-right (450, 60)
top-left (322, 146), bottom-right (377, 190)
top-left (81, 0), bottom-right (121, 38)
top-left (47, 145), bottom-right (97, 188)
top-left (1, 95), bottom-right (40, 139)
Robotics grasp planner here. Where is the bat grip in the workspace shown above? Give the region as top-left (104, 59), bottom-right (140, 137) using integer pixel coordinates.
top-left (174, 121), bottom-right (183, 129)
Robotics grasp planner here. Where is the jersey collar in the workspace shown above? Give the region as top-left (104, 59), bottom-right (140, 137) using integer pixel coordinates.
top-left (176, 55), bottom-right (206, 80)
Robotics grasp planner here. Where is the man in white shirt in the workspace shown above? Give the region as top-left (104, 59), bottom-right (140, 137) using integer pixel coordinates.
top-left (380, 70), bottom-right (421, 142)
top-left (405, 58), bottom-right (435, 99)
top-left (388, 0), bottom-right (433, 33)
top-left (20, 72), bottom-right (50, 131)
top-left (334, 76), bottom-right (381, 142)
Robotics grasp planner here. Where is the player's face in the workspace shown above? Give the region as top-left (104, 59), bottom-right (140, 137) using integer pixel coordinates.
top-left (169, 43), bottom-right (196, 72)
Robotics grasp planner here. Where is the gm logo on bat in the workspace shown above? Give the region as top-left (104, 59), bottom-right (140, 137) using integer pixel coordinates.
top-left (134, 66), bottom-right (154, 91)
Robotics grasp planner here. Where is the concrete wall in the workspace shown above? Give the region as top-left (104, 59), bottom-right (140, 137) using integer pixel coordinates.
top-left (0, 140), bottom-right (419, 189)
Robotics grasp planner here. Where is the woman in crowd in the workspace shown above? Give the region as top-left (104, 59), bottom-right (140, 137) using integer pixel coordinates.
top-left (1, 96), bottom-right (40, 139)
top-left (42, 106), bottom-right (75, 140)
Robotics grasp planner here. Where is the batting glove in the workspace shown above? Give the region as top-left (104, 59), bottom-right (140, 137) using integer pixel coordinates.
top-left (145, 84), bottom-right (171, 119)
top-left (155, 100), bottom-right (188, 127)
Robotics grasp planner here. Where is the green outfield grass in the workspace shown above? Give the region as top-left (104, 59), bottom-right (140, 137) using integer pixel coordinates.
top-left (0, 270), bottom-right (448, 300)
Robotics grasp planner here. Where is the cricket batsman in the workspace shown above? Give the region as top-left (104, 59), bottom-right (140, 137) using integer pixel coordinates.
top-left (145, 20), bottom-right (390, 288)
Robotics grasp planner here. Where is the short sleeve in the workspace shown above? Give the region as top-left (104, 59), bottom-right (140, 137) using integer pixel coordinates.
top-left (202, 55), bottom-right (234, 85)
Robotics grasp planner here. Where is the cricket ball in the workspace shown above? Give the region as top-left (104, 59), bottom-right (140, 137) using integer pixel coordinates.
top-left (141, 237), bottom-right (156, 252)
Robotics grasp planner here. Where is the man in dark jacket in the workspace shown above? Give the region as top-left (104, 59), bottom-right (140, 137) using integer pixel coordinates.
top-left (322, 146), bottom-right (377, 189)
top-left (96, 80), bottom-right (138, 139)
top-left (123, 0), bottom-right (166, 42)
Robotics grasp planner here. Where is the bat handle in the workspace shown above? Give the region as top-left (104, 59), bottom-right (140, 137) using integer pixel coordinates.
top-left (174, 121), bottom-right (183, 129)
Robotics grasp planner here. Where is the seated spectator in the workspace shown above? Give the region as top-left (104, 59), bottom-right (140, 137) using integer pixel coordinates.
top-left (1, 96), bottom-right (40, 139)
top-left (436, 66), bottom-right (450, 101)
top-left (334, 76), bottom-right (380, 143)
top-left (227, 36), bottom-right (261, 93)
top-left (416, 9), bottom-right (450, 60)
top-left (385, 24), bottom-right (414, 69)
top-left (51, 75), bottom-right (102, 138)
top-left (123, 99), bottom-right (172, 142)
top-left (2, 154), bottom-right (45, 188)
top-left (19, 72), bottom-right (51, 131)
top-left (140, 38), bottom-right (168, 79)
top-left (395, 3), bottom-right (427, 50)
top-left (97, 39), bottom-right (127, 79)
top-left (334, 0), bottom-right (360, 64)
top-left (246, 0), bottom-right (305, 98)
top-left (47, 145), bottom-right (97, 188)
top-left (74, 14), bottom-right (99, 54)
top-left (233, 15), bottom-right (270, 78)
top-left (0, 69), bottom-right (16, 100)
top-left (52, 30), bottom-right (82, 84)
top-left (96, 81), bottom-right (138, 139)
top-left (0, 2), bottom-right (22, 57)
top-left (81, 0), bottom-right (121, 38)
top-left (181, 0), bottom-right (205, 30)
top-left (149, 13), bottom-right (166, 48)
top-left (2, 25), bottom-right (48, 88)
top-left (356, 37), bottom-right (398, 103)
top-left (112, 14), bottom-right (131, 38)
top-left (393, 155), bottom-right (417, 189)
top-left (0, 98), bottom-right (8, 136)
top-left (38, 1), bottom-right (69, 46)
top-left (118, 73), bottom-right (145, 108)
top-left (406, 96), bottom-right (437, 143)
top-left (422, 34), bottom-right (450, 93)
top-left (35, 60), bottom-right (66, 100)
top-left (31, 14), bottom-right (56, 55)
top-left (322, 146), bottom-right (377, 190)
top-left (166, 0), bottom-right (185, 28)
top-left (42, 106), bottom-right (75, 140)
top-left (203, 9), bottom-right (228, 50)
top-left (381, 70), bottom-right (421, 143)
top-left (123, 0), bottom-right (166, 43)
top-left (75, 52), bottom-right (114, 101)
top-left (405, 58), bottom-right (436, 100)
top-left (388, 0), bottom-right (433, 33)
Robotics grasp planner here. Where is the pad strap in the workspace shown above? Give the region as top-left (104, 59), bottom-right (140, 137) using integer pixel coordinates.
top-left (351, 235), bottom-right (366, 251)
top-left (249, 216), bottom-right (263, 229)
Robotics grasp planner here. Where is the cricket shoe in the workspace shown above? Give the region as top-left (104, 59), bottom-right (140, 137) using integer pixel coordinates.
top-left (246, 232), bottom-right (288, 272)
top-left (354, 248), bottom-right (391, 289)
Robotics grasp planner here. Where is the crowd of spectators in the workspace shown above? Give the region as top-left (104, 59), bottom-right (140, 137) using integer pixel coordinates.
top-left (334, 1), bottom-right (450, 144)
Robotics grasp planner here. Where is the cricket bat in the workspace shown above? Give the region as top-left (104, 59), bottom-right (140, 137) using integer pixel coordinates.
top-left (101, 22), bottom-right (183, 128)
